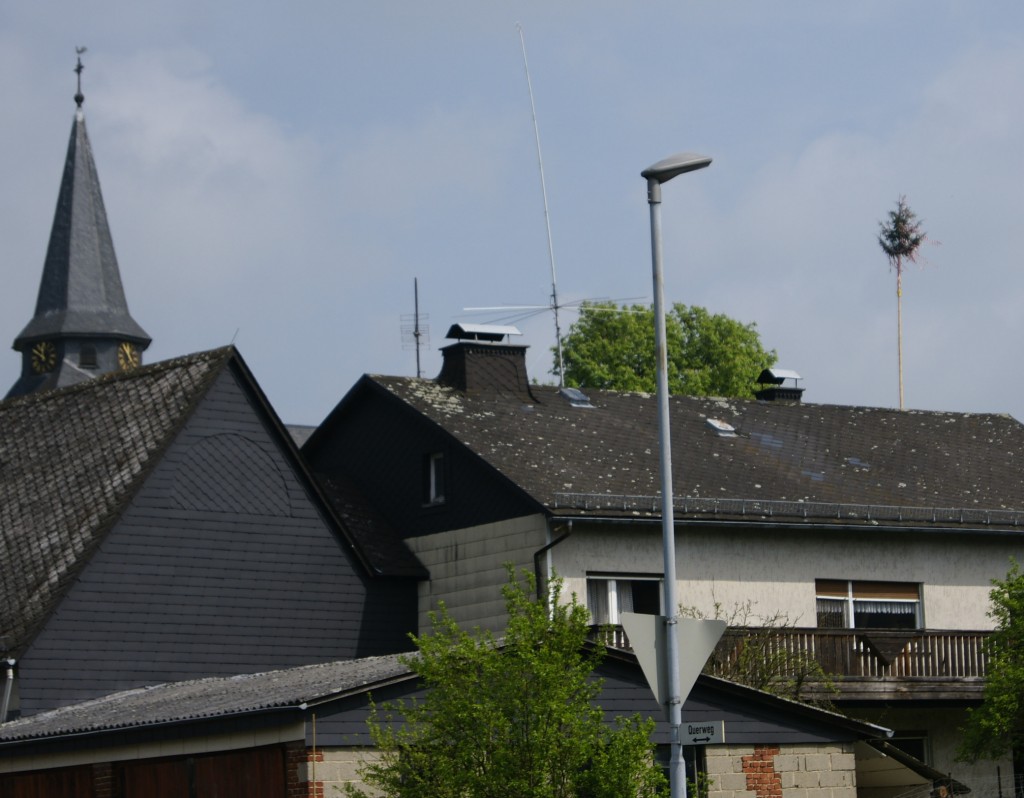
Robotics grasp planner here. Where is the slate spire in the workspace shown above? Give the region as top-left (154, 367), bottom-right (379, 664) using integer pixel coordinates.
top-left (7, 51), bottom-right (151, 399)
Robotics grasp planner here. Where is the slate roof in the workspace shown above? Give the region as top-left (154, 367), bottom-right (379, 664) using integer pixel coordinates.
top-left (315, 472), bottom-right (427, 578)
top-left (367, 376), bottom-right (1024, 531)
top-left (0, 348), bottom-right (233, 657)
top-left (0, 654), bottom-right (411, 743)
top-left (14, 109), bottom-right (149, 348)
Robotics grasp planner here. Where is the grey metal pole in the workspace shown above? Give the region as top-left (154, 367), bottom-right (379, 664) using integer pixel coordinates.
top-left (646, 175), bottom-right (686, 798)
top-left (642, 151), bottom-right (710, 798)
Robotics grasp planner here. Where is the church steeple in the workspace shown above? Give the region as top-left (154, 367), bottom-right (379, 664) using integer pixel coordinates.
top-left (7, 51), bottom-right (150, 399)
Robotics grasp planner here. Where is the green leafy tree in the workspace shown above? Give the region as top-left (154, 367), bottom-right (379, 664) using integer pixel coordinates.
top-left (349, 569), bottom-right (666, 798)
top-left (956, 560), bottom-right (1024, 763)
top-left (878, 196), bottom-right (927, 410)
top-left (557, 301), bottom-right (776, 398)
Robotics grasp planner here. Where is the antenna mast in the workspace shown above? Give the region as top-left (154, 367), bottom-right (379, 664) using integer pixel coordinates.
top-left (401, 278), bottom-right (429, 378)
top-left (517, 23), bottom-right (565, 387)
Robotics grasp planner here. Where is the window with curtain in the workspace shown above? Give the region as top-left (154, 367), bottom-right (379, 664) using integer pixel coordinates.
top-left (815, 579), bottom-right (921, 629)
top-left (586, 576), bottom-right (661, 625)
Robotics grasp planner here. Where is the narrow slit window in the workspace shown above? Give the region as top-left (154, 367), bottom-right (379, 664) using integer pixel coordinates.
top-left (79, 344), bottom-right (97, 368)
top-left (424, 452), bottom-right (445, 505)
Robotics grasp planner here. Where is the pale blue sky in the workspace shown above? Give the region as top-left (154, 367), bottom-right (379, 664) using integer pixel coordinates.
top-left (2, 2), bottom-right (1022, 424)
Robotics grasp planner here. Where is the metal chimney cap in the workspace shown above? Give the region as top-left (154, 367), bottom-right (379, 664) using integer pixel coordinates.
top-left (757, 368), bottom-right (802, 386)
top-left (445, 323), bottom-right (523, 342)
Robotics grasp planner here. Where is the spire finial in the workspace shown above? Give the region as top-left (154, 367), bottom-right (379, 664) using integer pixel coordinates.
top-left (74, 47), bottom-right (87, 109)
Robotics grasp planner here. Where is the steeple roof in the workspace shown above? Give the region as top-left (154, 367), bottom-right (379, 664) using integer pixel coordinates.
top-left (12, 107), bottom-right (150, 348)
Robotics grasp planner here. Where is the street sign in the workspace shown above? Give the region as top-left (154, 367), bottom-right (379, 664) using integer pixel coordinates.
top-left (620, 613), bottom-right (727, 713)
top-left (684, 720), bottom-right (725, 745)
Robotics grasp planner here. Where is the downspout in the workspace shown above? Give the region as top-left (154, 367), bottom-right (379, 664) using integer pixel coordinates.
top-left (1, 659), bottom-right (15, 722)
top-left (533, 519), bottom-right (572, 601)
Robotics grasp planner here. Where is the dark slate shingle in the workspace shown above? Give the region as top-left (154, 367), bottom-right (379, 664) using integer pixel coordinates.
top-left (369, 376), bottom-right (1024, 529)
top-left (0, 348), bottom-right (233, 657)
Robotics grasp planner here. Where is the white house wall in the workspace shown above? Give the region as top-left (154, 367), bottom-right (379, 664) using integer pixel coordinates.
top-left (552, 522), bottom-right (1019, 630)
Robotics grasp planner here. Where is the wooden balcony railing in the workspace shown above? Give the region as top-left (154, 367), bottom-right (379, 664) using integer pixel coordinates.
top-left (591, 625), bottom-right (992, 696)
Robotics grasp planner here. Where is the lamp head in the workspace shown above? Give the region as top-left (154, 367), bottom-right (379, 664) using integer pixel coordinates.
top-left (642, 152), bottom-right (712, 184)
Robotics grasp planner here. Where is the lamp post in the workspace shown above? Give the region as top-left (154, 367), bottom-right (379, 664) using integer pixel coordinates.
top-left (642, 151), bottom-right (712, 798)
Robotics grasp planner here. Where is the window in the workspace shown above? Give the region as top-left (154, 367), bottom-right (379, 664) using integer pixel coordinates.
top-left (79, 344), bottom-right (97, 368)
top-left (816, 579), bottom-right (921, 629)
top-left (587, 575), bottom-right (661, 625)
top-left (889, 731), bottom-right (930, 764)
top-left (423, 452), bottom-right (445, 505)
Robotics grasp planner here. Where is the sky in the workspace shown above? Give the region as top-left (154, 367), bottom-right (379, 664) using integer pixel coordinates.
top-left (1, 2), bottom-right (1023, 425)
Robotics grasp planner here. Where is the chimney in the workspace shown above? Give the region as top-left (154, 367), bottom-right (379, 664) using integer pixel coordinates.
top-left (754, 368), bottom-right (804, 403)
top-left (436, 324), bottom-right (536, 401)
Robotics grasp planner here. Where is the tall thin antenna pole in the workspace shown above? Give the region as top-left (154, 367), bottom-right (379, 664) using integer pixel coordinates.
top-left (517, 23), bottom-right (565, 387)
top-left (414, 278), bottom-right (423, 379)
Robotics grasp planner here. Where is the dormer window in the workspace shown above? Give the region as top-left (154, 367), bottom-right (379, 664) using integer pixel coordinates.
top-left (424, 452), bottom-right (446, 505)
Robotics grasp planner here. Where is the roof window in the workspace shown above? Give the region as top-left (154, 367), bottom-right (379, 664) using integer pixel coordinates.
top-left (559, 387), bottom-right (593, 408)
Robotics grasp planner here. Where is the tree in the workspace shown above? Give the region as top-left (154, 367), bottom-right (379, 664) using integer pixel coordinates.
top-left (556, 301), bottom-right (777, 398)
top-left (956, 560), bottom-right (1024, 763)
top-left (878, 196), bottom-right (927, 410)
top-left (349, 568), bottom-right (666, 798)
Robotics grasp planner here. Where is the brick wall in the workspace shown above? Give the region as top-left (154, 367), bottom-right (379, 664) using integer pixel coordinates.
top-left (706, 742), bottom-right (857, 798)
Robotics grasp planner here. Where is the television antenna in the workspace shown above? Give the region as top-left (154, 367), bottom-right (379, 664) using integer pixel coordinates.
top-left (401, 278), bottom-right (429, 378)
top-left (518, 23), bottom-right (564, 386)
top-left (466, 26), bottom-right (646, 384)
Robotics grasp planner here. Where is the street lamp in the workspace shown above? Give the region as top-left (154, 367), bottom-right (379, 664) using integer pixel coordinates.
top-left (643, 151), bottom-right (711, 798)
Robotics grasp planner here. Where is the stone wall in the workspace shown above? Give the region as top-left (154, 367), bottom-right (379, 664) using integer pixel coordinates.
top-left (706, 742), bottom-right (857, 798)
top-left (294, 746), bottom-right (382, 797)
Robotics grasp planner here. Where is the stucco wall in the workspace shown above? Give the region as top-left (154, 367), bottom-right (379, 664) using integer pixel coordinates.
top-left (554, 522), bottom-right (1017, 630)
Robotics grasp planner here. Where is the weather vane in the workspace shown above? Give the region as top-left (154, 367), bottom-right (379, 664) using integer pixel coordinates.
top-left (74, 46), bottom-right (87, 108)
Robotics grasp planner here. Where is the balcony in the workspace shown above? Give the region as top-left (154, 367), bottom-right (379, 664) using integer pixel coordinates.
top-left (590, 625), bottom-right (991, 702)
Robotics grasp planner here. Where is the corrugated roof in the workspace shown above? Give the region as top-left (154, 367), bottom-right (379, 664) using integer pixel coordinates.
top-left (0, 654), bottom-right (412, 742)
top-left (0, 348), bottom-right (234, 657)
top-left (369, 377), bottom-right (1024, 529)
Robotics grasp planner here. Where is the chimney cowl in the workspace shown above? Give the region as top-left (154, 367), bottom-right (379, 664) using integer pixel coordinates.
top-left (755, 368), bottom-right (804, 403)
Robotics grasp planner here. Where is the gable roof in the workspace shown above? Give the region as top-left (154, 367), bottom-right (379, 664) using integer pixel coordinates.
top-left (0, 348), bottom-right (233, 657)
top-left (360, 376), bottom-right (1024, 532)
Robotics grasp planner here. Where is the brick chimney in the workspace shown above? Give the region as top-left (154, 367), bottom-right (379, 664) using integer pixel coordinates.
top-left (436, 324), bottom-right (536, 402)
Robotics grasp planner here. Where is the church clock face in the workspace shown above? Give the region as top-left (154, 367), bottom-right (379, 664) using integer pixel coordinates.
top-left (30, 340), bottom-right (57, 374)
top-left (117, 341), bottom-right (140, 371)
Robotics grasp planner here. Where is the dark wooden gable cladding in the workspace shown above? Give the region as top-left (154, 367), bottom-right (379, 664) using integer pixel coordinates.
top-left (307, 654), bottom-right (879, 749)
top-left (17, 360), bottom-right (414, 716)
top-left (305, 376), bottom-right (541, 540)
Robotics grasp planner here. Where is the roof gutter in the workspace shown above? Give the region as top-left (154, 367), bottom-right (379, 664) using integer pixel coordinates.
top-left (551, 514), bottom-right (1024, 539)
